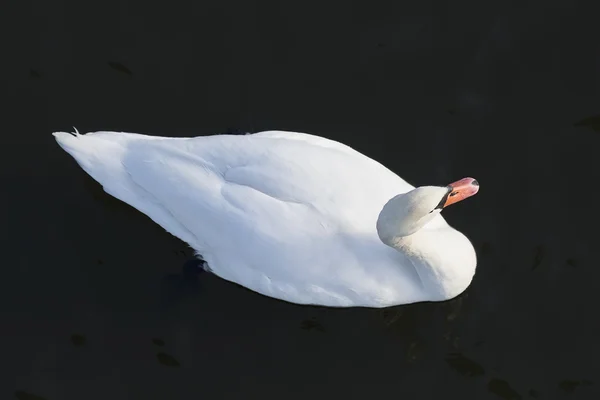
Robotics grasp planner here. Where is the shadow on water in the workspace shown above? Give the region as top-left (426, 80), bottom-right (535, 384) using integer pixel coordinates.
top-left (82, 176), bottom-right (136, 214)
top-left (160, 259), bottom-right (205, 310)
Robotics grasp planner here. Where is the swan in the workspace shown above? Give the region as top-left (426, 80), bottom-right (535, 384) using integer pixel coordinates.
top-left (53, 129), bottom-right (479, 308)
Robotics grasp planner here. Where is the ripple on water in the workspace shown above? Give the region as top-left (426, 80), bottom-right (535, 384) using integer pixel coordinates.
top-left (70, 334), bottom-right (86, 346)
top-left (15, 391), bottom-right (48, 400)
top-left (487, 378), bottom-right (521, 400)
top-left (445, 353), bottom-right (485, 377)
top-left (157, 352), bottom-right (180, 367)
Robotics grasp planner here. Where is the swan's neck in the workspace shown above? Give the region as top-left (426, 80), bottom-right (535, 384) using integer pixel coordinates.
top-left (376, 187), bottom-right (477, 300)
top-left (387, 228), bottom-right (476, 301)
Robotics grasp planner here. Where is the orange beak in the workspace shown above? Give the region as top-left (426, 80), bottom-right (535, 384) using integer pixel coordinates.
top-left (442, 177), bottom-right (479, 208)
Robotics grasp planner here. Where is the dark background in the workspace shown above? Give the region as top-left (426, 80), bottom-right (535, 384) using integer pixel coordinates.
top-left (2, 0), bottom-right (598, 399)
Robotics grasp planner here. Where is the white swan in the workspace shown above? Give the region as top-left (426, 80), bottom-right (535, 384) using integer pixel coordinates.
top-left (53, 129), bottom-right (479, 308)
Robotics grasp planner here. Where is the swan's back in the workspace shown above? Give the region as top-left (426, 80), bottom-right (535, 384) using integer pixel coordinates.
top-left (54, 130), bottom-right (437, 306)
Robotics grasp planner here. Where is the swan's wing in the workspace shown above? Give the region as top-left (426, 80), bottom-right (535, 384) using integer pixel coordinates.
top-left (251, 130), bottom-right (365, 157)
top-left (121, 134), bottom-right (410, 291)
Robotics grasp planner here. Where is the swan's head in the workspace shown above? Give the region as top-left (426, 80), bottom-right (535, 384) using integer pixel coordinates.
top-left (377, 177), bottom-right (479, 241)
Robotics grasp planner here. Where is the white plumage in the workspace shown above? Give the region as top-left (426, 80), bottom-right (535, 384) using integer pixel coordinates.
top-left (53, 130), bottom-right (478, 308)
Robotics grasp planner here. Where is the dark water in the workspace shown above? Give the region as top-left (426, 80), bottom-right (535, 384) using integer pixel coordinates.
top-left (1, 0), bottom-right (599, 399)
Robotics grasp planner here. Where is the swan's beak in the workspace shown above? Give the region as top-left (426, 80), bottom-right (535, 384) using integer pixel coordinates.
top-left (443, 177), bottom-right (479, 208)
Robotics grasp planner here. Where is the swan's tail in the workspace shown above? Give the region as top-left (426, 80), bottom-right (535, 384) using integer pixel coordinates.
top-left (52, 129), bottom-right (82, 149)
top-left (52, 129), bottom-right (202, 251)
top-left (53, 130), bottom-right (127, 184)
